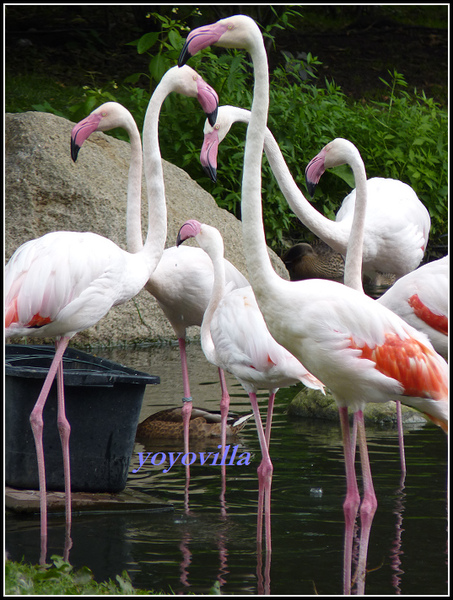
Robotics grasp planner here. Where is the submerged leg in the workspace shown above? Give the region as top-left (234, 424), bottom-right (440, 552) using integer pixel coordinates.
top-left (178, 337), bottom-right (193, 457)
top-left (354, 410), bottom-right (378, 595)
top-left (249, 392), bottom-right (273, 554)
top-left (396, 401), bottom-right (407, 483)
top-left (338, 406), bottom-right (360, 595)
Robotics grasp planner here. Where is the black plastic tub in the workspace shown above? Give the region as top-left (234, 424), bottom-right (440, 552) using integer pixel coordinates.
top-left (5, 344), bottom-right (160, 493)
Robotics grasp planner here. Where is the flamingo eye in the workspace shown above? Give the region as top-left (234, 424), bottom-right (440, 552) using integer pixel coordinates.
top-left (214, 124), bottom-right (220, 131)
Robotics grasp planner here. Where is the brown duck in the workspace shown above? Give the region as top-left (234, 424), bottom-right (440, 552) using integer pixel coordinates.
top-left (283, 241), bottom-right (345, 282)
top-left (136, 406), bottom-right (253, 442)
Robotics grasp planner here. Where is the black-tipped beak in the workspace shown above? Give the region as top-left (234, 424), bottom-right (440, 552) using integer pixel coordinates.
top-left (71, 138), bottom-right (81, 162)
top-left (202, 163), bottom-right (217, 183)
top-left (178, 41), bottom-right (192, 67)
top-left (305, 178), bottom-right (317, 198)
top-left (207, 106), bottom-right (218, 128)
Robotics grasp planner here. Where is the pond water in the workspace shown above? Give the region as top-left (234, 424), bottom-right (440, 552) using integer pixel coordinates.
top-left (5, 343), bottom-right (448, 595)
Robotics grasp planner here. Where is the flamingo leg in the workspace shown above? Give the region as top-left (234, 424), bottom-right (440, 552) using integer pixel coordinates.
top-left (249, 392), bottom-right (273, 554)
top-left (29, 336), bottom-right (70, 563)
top-left (264, 391), bottom-right (275, 449)
top-left (396, 400), bottom-right (407, 483)
top-left (218, 368), bottom-right (230, 515)
top-left (338, 406), bottom-right (360, 595)
top-left (218, 367), bottom-right (230, 452)
top-left (354, 410), bottom-right (378, 595)
top-left (178, 338), bottom-right (193, 457)
top-left (55, 340), bottom-right (72, 525)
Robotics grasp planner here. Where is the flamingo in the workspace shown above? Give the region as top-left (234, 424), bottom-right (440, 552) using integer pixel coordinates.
top-left (5, 65), bottom-right (219, 558)
top-left (71, 99), bottom-right (248, 458)
top-left (176, 218), bottom-right (324, 547)
top-left (200, 105), bottom-right (431, 282)
top-left (178, 14), bottom-right (448, 594)
top-left (377, 255), bottom-right (448, 359)
top-left (308, 139), bottom-right (448, 476)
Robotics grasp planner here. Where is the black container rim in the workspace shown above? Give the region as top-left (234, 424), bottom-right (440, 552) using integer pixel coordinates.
top-left (5, 344), bottom-right (160, 386)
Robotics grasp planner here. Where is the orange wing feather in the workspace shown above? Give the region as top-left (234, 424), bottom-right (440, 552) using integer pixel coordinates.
top-left (408, 294), bottom-right (448, 335)
top-left (349, 333), bottom-right (447, 400)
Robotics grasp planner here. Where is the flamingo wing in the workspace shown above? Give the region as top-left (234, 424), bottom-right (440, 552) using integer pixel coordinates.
top-left (5, 231), bottom-right (147, 338)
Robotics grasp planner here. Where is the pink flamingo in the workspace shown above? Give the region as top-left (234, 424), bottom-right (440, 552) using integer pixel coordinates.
top-left (178, 14), bottom-right (448, 594)
top-left (5, 65), bottom-right (219, 558)
top-left (200, 105), bottom-right (431, 283)
top-left (307, 140), bottom-right (448, 477)
top-left (71, 96), bottom-right (248, 458)
top-left (378, 255), bottom-right (448, 359)
top-left (177, 218), bottom-right (325, 548)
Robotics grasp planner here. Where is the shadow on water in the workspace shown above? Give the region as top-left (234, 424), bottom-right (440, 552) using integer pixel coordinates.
top-left (5, 343), bottom-right (448, 595)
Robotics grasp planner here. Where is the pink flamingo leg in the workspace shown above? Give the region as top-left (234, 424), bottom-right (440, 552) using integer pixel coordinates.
top-left (55, 341), bottom-right (74, 562)
top-left (396, 400), bottom-right (407, 483)
top-left (218, 367), bottom-right (230, 452)
top-left (264, 391), bottom-right (275, 449)
top-left (354, 410), bottom-right (378, 594)
top-left (249, 392), bottom-right (273, 554)
top-left (218, 368), bottom-right (230, 516)
top-left (29, 336), bottom-right (70, 563)
top-left (55, 342), bottom-right (72, 525)
top-left (338, 406), bottom-right (360, 595)
top-left (178, 338), bottom-right (193, 458)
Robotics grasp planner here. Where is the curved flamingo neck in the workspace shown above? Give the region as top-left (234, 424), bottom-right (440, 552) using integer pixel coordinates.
top-left (240, 28), bottom-right (282, 299)
top-left (218, 106), bottom-right (350, 253)
top-left (197, 227), bottom-right (226, 365)
top-left (125, 118), bottom-right (144, 253)
top-left (138, 81), bottom-right (170, 272)
top-left (342, 151), bottom-right (367, 293)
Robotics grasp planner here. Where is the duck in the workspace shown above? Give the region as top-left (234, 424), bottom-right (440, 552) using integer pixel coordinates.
top-left (282, 240), bottom-right (345, 282)
top-left (136, 406), bottom-right (253, 441)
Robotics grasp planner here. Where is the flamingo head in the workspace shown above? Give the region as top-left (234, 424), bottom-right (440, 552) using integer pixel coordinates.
top-left (166, 65), bottom-right (219, 126)
top-left (200, 106), bottom-right (239, 183)
top-left (70, 102), bottom-right (132, 162)
top-left (176, 219), bottom-right (223, 257)
top-left (305, 147), bottom-right (327, 197)
top-left (178, 15), bottom-right (259, 66)
top-left (305, 138), bottom-right (359, 197)
top-left (176, 219), bottom-right (203, 246)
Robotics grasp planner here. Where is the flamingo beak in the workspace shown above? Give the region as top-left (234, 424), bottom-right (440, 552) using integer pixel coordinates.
top-left (200, 129), bottom-right (219, 183)
top-left (177, 219), bottom-right (202, 246)
top-left (305, 151), bottom-right (327, 197)
top-left (178, 22), bottom-right (228, 67)
top-left (70, 113), bottom-right (103, 162)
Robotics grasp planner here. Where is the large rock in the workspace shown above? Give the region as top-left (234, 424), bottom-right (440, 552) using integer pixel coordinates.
top-left (288, 387), bottom-right (426, 426)
top-left (5, 111), bottom-right (288, 347)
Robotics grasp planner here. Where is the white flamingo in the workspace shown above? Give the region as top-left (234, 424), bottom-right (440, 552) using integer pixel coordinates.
top-left (200, 105), bottom-right (431, 282)
top-left (5, 65), bottom-right (219, 558)
top-left (377, 255), bottom-right (448, 359)
top-left (176, 218), bottom-right (325, 543)
top-left (178, 14), bottom-right (448, 594)
top-left (309, 139), bottom-right (448, 477)
top-left (71, 70), bottom-right (248, 455)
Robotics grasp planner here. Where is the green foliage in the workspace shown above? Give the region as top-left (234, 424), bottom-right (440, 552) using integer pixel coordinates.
top-left (5, 555), bottom-right (154, 595)
top-left (5, 8), bottom-right (447, 255)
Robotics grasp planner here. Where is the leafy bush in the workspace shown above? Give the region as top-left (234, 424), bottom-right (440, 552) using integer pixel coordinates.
top-left (6, 8), bottom-right (447, 256)
top-left (5, 555), bottom-right (152, 595)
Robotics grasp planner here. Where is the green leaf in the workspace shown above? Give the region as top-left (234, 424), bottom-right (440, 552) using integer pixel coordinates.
top-left (137, 31), bottom-right (160, 54)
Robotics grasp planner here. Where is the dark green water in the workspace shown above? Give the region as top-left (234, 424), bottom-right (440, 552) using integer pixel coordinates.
top-left (5, 344), bottom-right (448, 595)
